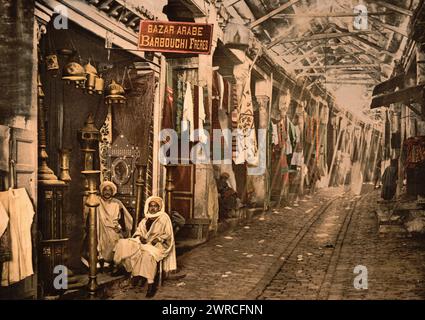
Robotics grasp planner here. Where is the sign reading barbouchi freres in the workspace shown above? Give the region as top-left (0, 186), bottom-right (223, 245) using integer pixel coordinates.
top-left (138, 20), bottom-right (213, 55)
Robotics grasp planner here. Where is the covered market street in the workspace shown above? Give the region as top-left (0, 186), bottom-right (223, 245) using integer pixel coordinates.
top-left (2, 0), bottom-right (425, 301)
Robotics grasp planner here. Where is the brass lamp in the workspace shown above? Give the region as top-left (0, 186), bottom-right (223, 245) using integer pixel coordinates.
top-left (62, 61), bottom-right (86, 88)
top-left (78, 113), bottom-right (100, 171)
top-left (94, 76), bottom-right (105, 95)
top-left (45, 54), bottom-right (60, 77)
top-left (84, 62), bottom-right (98, 95)
top-left (104, 80), bottom-right (126, 105)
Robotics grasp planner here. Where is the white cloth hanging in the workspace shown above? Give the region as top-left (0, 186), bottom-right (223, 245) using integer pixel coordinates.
top-left (291, 151), bottom-right (304, 167)
top-left (182, 82), bottom-right (195, 142)
top-left (272, 123), bottom-right (279, 146)
top-left (218, 73), bottom-right (225, 110)
top-left (198, 86), bottom-right (208, 144)
top-left (234, 64), bottom-right (258, 166)
top-left (0, 188), bottom-right (35, 286)
top-left (285, 118), bottom-right (293, 155)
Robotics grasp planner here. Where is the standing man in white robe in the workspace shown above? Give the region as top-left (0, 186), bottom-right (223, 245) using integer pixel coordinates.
top-left (113, 196), bottom-right (176, 298)
top-left (81, 181), bottom-right (133, 273)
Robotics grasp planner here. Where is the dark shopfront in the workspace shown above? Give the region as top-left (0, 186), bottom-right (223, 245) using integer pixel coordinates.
top-left (35, 19), bottom-right (157, 296)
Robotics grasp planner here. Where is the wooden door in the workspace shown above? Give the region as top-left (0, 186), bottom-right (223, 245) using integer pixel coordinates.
top-left (169, 164), bottom-right (195, 221)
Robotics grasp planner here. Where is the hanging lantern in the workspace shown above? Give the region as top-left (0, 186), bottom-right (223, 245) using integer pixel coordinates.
top-left (45, 54), bottom-right (60, 77)
top-left (95, 76), bottom-right (105, 95)
top-left (62, 61), bottom-right (86, 88)
top-left (84, 62), bottom-right (98, 94)
top-left (104, 80), bottom-right (126, 105)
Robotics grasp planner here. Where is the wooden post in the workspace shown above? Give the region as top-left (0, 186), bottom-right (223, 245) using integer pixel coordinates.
top-left (133, 163), bottom-right (146, 234)
top-left (82, 170), bottom-right (100, 298)
top-left (165, 165), bottom-right (175, 214)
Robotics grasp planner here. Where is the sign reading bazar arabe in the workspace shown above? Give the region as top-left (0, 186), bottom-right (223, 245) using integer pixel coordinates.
top-left (138, 20), bottom-right (213, 55)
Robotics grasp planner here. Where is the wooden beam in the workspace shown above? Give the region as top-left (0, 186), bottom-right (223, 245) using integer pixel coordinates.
top-left (369, 0), bottom-right (414, 17)
top-left (369, 16), bottom-right (409, 37)
top-left (323, 81), bottom-right (376, 85)
top-left (294, 63), bottom-right (380, 70)
top-left (370, 85), bottom-right (424, 109)
top-left (290, 46), bottom-right (321, 64)
top-left (268, 31), bottom-right (374, 49)
top-left (249, 0), bottom-right (302, 29)
top-left (372, 73), bottom-right (405, 95)
top-left (333, 24), bottom-right (393, 56)
top-left (224, 0), bottom-right (242, 6)
top-left (300, 70), bottom-right (379, 76)
top-left (281, 41), bottom-right (310, 55)
top-left (273, 11), bottom-right (394, 18)
top-left (338, 37), bottom-right (391, 62)
top-left (323, 77), bottom-right (378, 81)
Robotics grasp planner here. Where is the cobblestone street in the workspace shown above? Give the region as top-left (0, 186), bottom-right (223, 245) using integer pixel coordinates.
top-left (106, 186), bottom-right (425, 300)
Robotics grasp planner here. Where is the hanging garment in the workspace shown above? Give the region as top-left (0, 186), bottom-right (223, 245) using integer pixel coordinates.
top-left (403, 136), bottom-right (425, 168)
top-left (198, 86), bottom-right (208, 144)
top-left (283, 117), bottom-right (293, 155)
top-left (287, 118), bottom-right (297, 152)
top-left (0, 125), bottom-right (10, 172)
top-left (381, 165), bottom-right (397, 200)
top-left (161, 64), bottom-right (175, 130)
top-left (218, 73), bottom-right (225, 110)
top-left (234, 66), bottom-right (258, 166)
top-left (291, 151), bottom-right (304, 167)
top-left (231, 109), bottom-right (239, 162)
top-left (182, 82), bottom-right (195, 142)
top-left (175, 79), bottom-right (185, 135)
top-left (223, 79), bottom-right (230, 113)
top-left (0, 188), bottom-right (35, 286)
top-left (272, 123), bottom-right (279, 146)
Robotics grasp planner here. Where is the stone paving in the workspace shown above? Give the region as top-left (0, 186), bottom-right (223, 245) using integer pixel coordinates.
top-left (106, 186), bottom-right (425, 300)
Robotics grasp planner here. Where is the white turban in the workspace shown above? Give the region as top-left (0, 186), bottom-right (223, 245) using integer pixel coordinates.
top-left (144, 196), bottom-right (165, 218)
top-left (100, 181), bottom-right (117, 196)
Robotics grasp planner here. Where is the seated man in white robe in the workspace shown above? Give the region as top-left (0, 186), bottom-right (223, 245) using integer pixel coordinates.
top-left (96, 181), bottom-right (133, 272)
top-left (113, 196), bottom-right (176, 298)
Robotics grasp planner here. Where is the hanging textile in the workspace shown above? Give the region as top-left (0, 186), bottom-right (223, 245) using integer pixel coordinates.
top-left (403, 136), bottom-right (425, 168)
top-left (203, 86), bottom-right (210, 124)
top-left (271, 123), bottom-right (279, 146)
top-left (198, 86), bottom-right (208, 144)
top-left (287, 118), bottom-right (297, 153)
top-left (0, 188), bottom-right (35, 286)
top-left (211, 72), bottom-right (222, 157)
top-left (161, 64), bottom-right (175, 130)
top-left (218, 73), bottom-right (225, 110)
top-left (231, 108), bottom-right (238, 161)
top-left (234, 66), bottom-right (258, 166)
top-left (175, 79), bottom-right (185, 135)
top-left (113, 72), bottom-right (155, 164)
top-left (182, 81), bottom-right (195, 142)
top-left (222, 79), bottom-right (230, 113)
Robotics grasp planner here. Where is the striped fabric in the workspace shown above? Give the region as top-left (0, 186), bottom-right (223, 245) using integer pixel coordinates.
top-left (231, 84), bottom-right (239, 162)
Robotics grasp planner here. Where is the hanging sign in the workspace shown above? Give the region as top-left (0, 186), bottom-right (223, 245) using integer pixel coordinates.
top-left (138, 20), bottom-right (213, 55)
